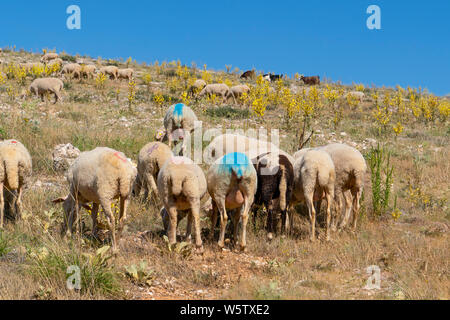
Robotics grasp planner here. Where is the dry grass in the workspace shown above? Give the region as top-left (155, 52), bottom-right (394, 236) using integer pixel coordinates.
top-left (0, 49), bottom-right (448, 300)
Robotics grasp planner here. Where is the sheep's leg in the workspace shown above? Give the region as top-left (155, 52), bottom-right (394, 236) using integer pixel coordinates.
top-left (148, 174), bottom-right (159, 201)
top-left (185, 211), bottom-right (193, 243)
top-left (325, 191), bottom-right (333, 241)
top-left (216, 198), bottom-right (228, 249)
top-left (209, 201), bottom-right (218, 241)
top-left (305, 194), bottom-right (316, 241)
top-left (90, 203), bottom-right (99, 238)
top-left (350, 188), bottom-right (362, 231)
top-left (239, 198), bottom-right (251, 252)
top-left (100, 199), bottom-right (117, 253)
top-left (232, 209), bottom-right (241, 248)
top-left (166, 201), bottom-right (178, 246)
top-left (331, 190), bottom-right (343, 231)
top-left (340, 190), bottom-right (353, 230)
top-left (251, 206), bottom-right (258, 230)
top-left (0, 184), bottom-right (4, 229)
top-left (265, 200), bottom-right (274, 239)
top-left (118, 197), bottom-right (129, 236)
top-left (280, 208), bottom-right (288, 235)
top-left (190, 201), bottom-right (203, 252)
top-left (15, 185), bottom-right (23, 221)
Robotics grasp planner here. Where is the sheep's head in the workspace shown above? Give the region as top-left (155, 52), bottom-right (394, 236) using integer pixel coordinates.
top-left (155, 128), bottom-right (166, 142)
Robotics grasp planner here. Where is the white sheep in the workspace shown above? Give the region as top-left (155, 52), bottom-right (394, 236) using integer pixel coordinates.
top-left (188, 79), bottom-right (207, 97)
top-left (99, 66), bottom-right (119, 80)
top-left (207, 152), bottom-right (257, 251)
top-left (294, 143), bottom-right (366, 231)
top-left (228, 85), bottom-right (250, 103)
top-left (157, 156), bottom-right (207, 252)
top-left (41, 52), bottom-right (59, 63)
top-left (61, 63), bottom-right (82, 79)
top-left (291, 150), bottom-right (335, 241)
top-left (81, 64), bottom-right (97, 79)
top-left (203, 133), bottom-right (280, 165)
top-left (29, 77), bottom-right (64, 104)
top-left (0, 140), bottom-right (32, 228)
top-left (346, 91), bottom-right (365, 103)
top-left (117, 68), bottom-right (134, 81)
top-left (52, 147), bottom-right (137, 253)
top-left (134, 142), bottom-right (173, 201)
top-left (198, 83), bottom-right (236, 104)
top-left (47, 58), bottom-right (63, 68)
top-left (163, 103), bottom-right (199, 155)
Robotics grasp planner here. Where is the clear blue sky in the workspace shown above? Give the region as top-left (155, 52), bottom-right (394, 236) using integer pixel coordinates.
top-left (1, 0), bottom-right (449, 95)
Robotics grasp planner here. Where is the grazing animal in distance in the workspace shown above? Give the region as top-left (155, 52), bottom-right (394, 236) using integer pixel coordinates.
top-left (301, 75), bottom-right (321, 85)
top-left (240, 70), bottom-right (255, 80)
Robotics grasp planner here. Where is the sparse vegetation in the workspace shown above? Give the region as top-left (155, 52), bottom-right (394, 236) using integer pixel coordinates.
top-left (0, 48), bottom-right (448, 300)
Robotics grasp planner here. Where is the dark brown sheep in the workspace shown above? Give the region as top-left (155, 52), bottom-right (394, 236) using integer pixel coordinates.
top-left (301, 75), bottom-right (321, 85)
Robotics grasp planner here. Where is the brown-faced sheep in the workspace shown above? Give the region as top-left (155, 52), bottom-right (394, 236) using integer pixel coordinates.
top-left (29, 77), bottom-right (64, 104)
top-left (134, 142), bottom-right (173, 201)
top-left (207, 152), bottom-right (257, 251)
top-left (118, 68), bottom-right (134, 81)
top-left (253, 150), bottom-right (295, 239)
top-left (0, 140), bottom-right (32, 228)
top-left (52, 147), bottom-right (136, 253)
top-left (157, 157), bottom-right (207, 252)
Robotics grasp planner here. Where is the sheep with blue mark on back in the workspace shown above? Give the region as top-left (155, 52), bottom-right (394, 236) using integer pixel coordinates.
top-left (206, 152), bottom-right (257, 252)
top-left (163, 103), bottom-right (199, 155)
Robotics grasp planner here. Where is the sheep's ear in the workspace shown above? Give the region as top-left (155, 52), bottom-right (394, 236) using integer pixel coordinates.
top-left (52, 197), bottom-right (66, 204)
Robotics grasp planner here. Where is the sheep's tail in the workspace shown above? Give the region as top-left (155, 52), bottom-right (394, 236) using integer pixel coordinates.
top-left (4, 158), bottom-right (19, 190)
top-left (170, 173), bottom-right (186, 197)
top-left (119, 173), bottom-right (133, 198)
top-left (317, 166), bottom-right (330, 190)
top-left (278, 155), bottom-right (294, 212)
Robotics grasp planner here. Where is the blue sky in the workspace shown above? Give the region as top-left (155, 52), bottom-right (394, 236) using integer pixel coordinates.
top-left (1, 0), bottom-right (449, 95)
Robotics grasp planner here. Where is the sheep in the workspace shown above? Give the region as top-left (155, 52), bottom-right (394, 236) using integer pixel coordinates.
top-left (61, 63), bottom-right (82, 79)
top-left (207, 152), bottom-right (257, 251)
top-left (346, 91), bottom-right (365, 103)
top-left (134, 142), bottom-right (173, 201)
top-left (291, 150), bottom-right (335, 241)
top-left (46, 58), bottom-right (63, 67)
top-left (294, 143), bottom-right (367, 231)
top-left (41, 52), bottom-right (59, 63)
top-left (52, 147), bottom-right (136, 253)
top-left (187, 79), bottom-right (207, 97)
top-left (157, 156), bottom-right (207, 252)
top-left (118, 68), bottom-right (134, 81)
top-left (0, 140), bottom-right (32, 228)
top-left (301, 76), bottom-right (320, 85)
top-left (163, 103), bottom-right (199, 155)
top-left (80, 64), bottom-right (97, 79)
top-left (252, 150), bottom-right (295, 238)
top-left (99, 66), bottom-right (119, 80)
top-left (203, 133), bottom-right (280, 165)
top-left (198, 83), bottom-right (236, 104)
top-left (228, 85), bottom-right (250, 102)
top-left (29, 77), bottom-right (64, 104)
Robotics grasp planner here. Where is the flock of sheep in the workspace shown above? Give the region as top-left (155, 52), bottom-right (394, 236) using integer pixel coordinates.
top-left (0, 52), bottom-right (368, 256)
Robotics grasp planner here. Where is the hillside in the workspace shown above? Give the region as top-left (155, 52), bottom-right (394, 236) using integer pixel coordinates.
top-left (0, 48), bottom-right (448, 300)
